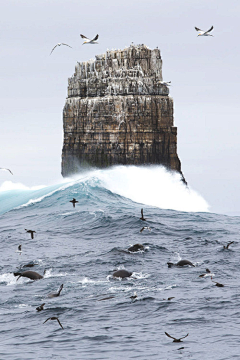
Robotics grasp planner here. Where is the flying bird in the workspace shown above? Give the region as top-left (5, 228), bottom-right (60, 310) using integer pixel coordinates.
top-left (211, 277), bottom-right (224, 287)
top-left (50, 43), bottom-right (72, 55)
top-left (199, 268), bottom-right (211, 278)
top-left (0, 168), bottom-right (13, 175)
top-left (70, 198), bottom-right (78, 208)
top-left (195, 26), bottom-right (214, 36)
top-left (140, 208), bottom-right (146, 221)
top-left (223, 241), bottom-right (234, 249)
top-left (80, 34), bottom-right (99, 45)
top-left (25, 229), bottom-right (36, 239)
top-left (36, 303), bottom-right (45, 312)
top-left (130, 292), bottom-right (137, 300)
top-left (43, 317), bottom-right (64, 329)
top-left (16, 245), bottom-right (22, 254)
top-left (165, 332), bottom-right (189, 342)
top-left (140, 226), bottom-right (151, 233)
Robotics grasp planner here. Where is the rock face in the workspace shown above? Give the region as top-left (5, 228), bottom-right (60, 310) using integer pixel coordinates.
top-left (62, 44), bottom-right (184, 179)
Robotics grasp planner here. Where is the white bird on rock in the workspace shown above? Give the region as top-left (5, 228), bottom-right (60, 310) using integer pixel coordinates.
top-left (50, 43), bottom-right (72, 55)
top-left (195, 26), bottom-right (214, 36)
top-left (80, 34), bottom-right (99, 44)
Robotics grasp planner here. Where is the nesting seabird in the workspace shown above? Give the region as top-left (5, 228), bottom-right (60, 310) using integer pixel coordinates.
top-left (223, 241), bottom-right (234, 249)
top-left (25, 229), bottom-right (36, 239)
top-left (0, 167), bottom-right (13, 175)
top-left (47, 284), bottom-right (63, 298)
top-left (140, 208), bottom-right (146, 221)
top-left (80, 34), bottom-right (99, 44)
top-left (70, 198), bottom-right (78, 208)
top-left (36, 303), bottom-right (45, 312)
top-left (50, 43), bottom-right (72, 55)
top-left (43, 317), bottom-right (64, 329)
top-left (195, 26), bottom-right (214, 36)
top-left (165, 332), bottom-right (189, 342)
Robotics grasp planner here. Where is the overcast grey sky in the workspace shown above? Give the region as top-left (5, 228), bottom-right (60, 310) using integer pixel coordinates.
top-left (0, 0), bottom-right (240, 215)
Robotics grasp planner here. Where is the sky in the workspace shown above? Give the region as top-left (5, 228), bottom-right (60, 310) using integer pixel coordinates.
top-left (0, 0), bottom-right (240, 215)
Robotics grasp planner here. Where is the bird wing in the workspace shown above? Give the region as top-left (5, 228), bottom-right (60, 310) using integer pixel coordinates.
top-left (195, 27), bottom-right (203, 32)
top-left (205, 26), bottom-right (214, 33)
top-left (141, 208), bottom-right (143, 216)
top-left (62, 43), bottom-right (72, 48)
top-left (50, 44), bottom-right (58, 55)
top-left (180, 333), bottom-right (189, 340)
top-left (80, 34), bottom-right (90, 40)
top-left (43, 318), bottom-right (50, 324)
top-left (140, 227), bottom-right (145, 232)
top-left (165, 332), bottom-right (176, 340)
top-left (226, 241), bottom-right (234, 249)
top-left (0, 168), bottom-right (13, 175)
top-left (92, 34), bottom-right (99, 41)
top-left (57, 318), bottom-right (64, 329)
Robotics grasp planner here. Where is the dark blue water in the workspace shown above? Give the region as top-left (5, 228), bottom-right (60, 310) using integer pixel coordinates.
top-left (0, 167), bottom-right (239, 359)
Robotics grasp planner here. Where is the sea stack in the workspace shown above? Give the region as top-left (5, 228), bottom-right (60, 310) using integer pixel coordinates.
top-left (61, 44), bottom-right (184, 179)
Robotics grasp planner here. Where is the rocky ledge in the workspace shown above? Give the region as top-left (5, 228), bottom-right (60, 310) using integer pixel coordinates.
top-left (61, 44), bottom-right (184, 181)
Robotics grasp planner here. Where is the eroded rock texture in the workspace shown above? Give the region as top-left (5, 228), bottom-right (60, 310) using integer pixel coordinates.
top-left (62, 44), bottom-right (184, 178)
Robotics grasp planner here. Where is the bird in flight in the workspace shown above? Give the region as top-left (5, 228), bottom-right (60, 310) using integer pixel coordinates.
top-left (80, 34), bottom-right (99, 44)
top-left (50, 43), bottom-right (72, 55)
top-left (140, 208), bottom-right (146, 221)
top-left (165, 332), bottom-right (189, 342)
top-left (36, 303), bottom-right (45, 312)
top-left (0, 168), bottom-right (13, 175)
top-left (70, 198), bottom-right (78, 208)
top-left (211, 277), bottom-right (224, 287)
top-left (223, 241), bottom-right (234, 249)
top-left (25, 229), bottom-right (36, 239)
top-left (195, 26), bottom-right (214, 36)
top-left (43, 317), bottom-right (64, 329)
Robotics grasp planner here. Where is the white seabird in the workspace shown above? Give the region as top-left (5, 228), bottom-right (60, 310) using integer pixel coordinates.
top-left (80, 34), bottom-right (99, 44)
top-left (160, 81), bottom-right (171, 86)
top-left (195, 26), bottom-right (214, 36)
top-left (0, 168), bottom-right (13, 175)
top-left (50, 43), bottom-right (72, 55)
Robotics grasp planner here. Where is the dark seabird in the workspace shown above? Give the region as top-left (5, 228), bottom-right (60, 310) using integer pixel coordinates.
top-left (14, 270), bottom-right (43, 280)
top-left (223, 241), bottom-right (234, 249)
top-left (70, 198), bottom-right (78, 208)
top-left (112, 269), bottom-right (132, 279)
top-left (36, 303), bottom-right (45, 312)
top-left (140, 226), bottom-right (151, 233)
top-left (140, 208), bottom-right (146, 221)
top-left (167, 260), bottom-right (195, 268)
top-left (18, 245), bottom-right (22, 251)
top-left (165, 332), bottom-right (189, 342)
top-left (22, 262), bottom-right (36, 268)
top-left (0, 167), bottom-right (13, 175)
top-left (25, 229), bottom-right (36, 239)
top-left (211, 277), bottom-right (224, 287)
top-left (130, 292), bottom-right (137, 300)
top-left (128, 244), bottom-right (144, 252)
top-left (43, 317), bottom-right (64, 329)
top-left (47, 284), bottom-right (63, 298)
top-left (199, 268), bottom-right (211, 277)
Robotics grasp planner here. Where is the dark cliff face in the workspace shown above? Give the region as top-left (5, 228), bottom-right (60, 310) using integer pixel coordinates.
top-left (61, 44), bottom-right (183, 178)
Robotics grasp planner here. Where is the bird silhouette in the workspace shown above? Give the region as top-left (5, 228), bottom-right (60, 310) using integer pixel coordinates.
top-left (43, 317), bottom-right (64, 329)
top-left (165, 332), bottom-right (189, 342)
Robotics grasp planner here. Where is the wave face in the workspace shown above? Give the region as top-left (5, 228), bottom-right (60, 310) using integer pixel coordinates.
top-left (0, 166), bottom-right (209, 215)
top-left (1, 166), bottom-right (239, 359)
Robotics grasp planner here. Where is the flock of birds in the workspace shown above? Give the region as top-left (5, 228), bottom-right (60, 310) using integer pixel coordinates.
top-left (1, 23), bottom-right (216, 338)
top-left (12, 201), bottom-right (233, 338)
top-left (48, 26), bottom-right (214, 55)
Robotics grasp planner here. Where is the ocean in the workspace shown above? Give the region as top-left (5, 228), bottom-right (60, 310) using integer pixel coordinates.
top-left (0, 166), bottom-right (239, 359)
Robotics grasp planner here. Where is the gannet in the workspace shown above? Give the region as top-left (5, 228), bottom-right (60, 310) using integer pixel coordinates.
top-left (195, 26), bottom-right (214, 36)
top-left (80, 34), bottom-right (99, 44)
top-left (0, 168), bottom-right (13, 175)
top-left (50, 43), bottom-right (72, 55)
